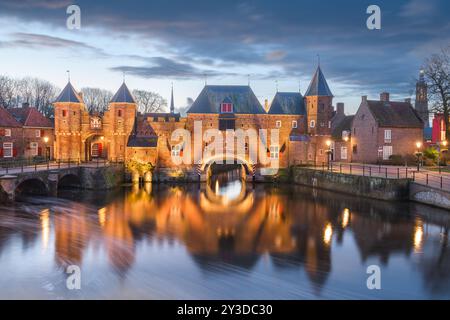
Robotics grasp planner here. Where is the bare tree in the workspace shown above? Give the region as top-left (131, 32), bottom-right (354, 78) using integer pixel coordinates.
top-left (0, 75), bottom-right (18, 108)
top-left (424, 46), bottom-right (450, 138)
top-left (80, 87), bottom-right (113, 114)
top-left (132, 89), bottom-right (167, 113)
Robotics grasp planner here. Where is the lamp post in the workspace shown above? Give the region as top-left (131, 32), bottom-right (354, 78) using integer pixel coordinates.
top-left (415, 141), bottom-right (423, 172)
top-left (438, 140), bottom-right (448, 173)
top-left (325, 139), bottom-right (333, 171)
top-left (43, 136), bottom-right (49, 161)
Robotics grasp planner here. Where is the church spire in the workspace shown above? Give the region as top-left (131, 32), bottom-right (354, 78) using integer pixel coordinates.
top-left (170, 82), bottom-right (175, 114)
top-left (305, 65), bottom-right (333, 97)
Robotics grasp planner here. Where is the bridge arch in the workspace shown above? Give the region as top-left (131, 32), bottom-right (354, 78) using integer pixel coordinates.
top-left (58, 173), bottom-right (82, 189)
top-left (15, 178), bottom-right (48, 197)
top-left (200, 153), bottom-right (253, 176)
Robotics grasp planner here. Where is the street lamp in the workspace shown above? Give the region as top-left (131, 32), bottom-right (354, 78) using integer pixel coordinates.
top-left (415, 141), bottom-right (423, 172)
top-left (325, 139), bottom-right (333, 171)
top-left (43, 136), bottom-right (49, 160)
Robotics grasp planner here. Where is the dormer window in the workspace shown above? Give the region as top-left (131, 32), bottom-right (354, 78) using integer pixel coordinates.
top-left (221, 102), bottom-right (233, 113)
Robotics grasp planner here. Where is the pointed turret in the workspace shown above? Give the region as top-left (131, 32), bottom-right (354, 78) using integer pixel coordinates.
top-left (305, 65), bottom-right (334, 135)
top-left (110, 82), bottom-right (136, 103)
top-left (305, 66), bottom-right (333, 97)
top-left (170, 83), bottom-right (175, 114)
top-left (55, 81), bottom-right (83, 103)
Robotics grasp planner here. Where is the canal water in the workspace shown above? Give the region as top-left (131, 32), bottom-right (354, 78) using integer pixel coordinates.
top-left (0, 170), bottom-right (449, 299)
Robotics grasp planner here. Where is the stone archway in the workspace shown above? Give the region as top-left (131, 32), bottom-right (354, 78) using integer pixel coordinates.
top-left (199, 153), bottom-right (254, 182)
top-left (84, 134), bottom-right (107, 161)
top-left (15, 178), bottom-right (48, 197)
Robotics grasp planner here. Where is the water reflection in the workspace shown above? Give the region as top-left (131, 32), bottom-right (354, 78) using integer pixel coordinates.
top-left (0, 179), bottom-right (449, 299)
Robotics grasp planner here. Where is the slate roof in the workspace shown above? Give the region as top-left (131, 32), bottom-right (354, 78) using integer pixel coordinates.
top-left (366, 100), bottom-right (423, 128)
top-left (187, 85), bottom-right (266, 114)
top-left (0, 107), bottom-right (22, 127)
top-left (127, 115), bottom-right (158, 147)
top-left (111, 82), bottom-right (136, 103)
top-left (332, 115), bottom-right (354, 139)
top-left (8, 107), bottom-right (54, 128)
top-left (305, 66), bottom-right (333, 97)
top-left (268, 92), bottom-right (306, 115)
top-left (55, 82), bottom-right (83, 103)
top-left (127, 136), bottom-right (158, 147)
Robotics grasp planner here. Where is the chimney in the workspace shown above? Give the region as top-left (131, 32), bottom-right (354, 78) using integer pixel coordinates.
top-left (404, 98), bottom-right (411, 104)
top-left (361, 95), bottom-right (367, 102)
top-left (264, 99), bottom-right (269, 112)
top-left (336, 102), bottom-right (344, 116)
top-left (380, 92), bottom-right (390, 102)
top-left (22, 102), bottom-right (30, 108)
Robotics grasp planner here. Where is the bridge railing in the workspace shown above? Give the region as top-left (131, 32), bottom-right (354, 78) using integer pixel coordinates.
top-left (0, 157), bottom-right (124, 175)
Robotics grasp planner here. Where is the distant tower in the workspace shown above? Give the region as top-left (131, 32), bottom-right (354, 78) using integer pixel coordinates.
top-left (304, 65), bottom-right (334, 135)
top-left (170, 83), bottom-right (175, 114)
top-left (415, 69), bottom-right (429, 128)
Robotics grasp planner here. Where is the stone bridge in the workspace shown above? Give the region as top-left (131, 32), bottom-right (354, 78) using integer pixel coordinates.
top-left (0, 164), bottom-right (124, 202)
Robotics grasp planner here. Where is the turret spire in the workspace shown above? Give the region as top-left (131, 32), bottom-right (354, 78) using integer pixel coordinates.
top-left (170, 82), bottom-right (175, 114)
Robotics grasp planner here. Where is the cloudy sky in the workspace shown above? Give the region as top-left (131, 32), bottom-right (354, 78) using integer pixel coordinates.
top-left (0, 0), bottom-right (449, 114)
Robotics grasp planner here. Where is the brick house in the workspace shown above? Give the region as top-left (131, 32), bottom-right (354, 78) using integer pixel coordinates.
top-left (8, 103), bottom-right (54, 159)
top-left (0, 107), bottom-right (23, 159)
top-left (351, 92), bottom-right (423, 163)
top-left (331, 115), bottom-right (354, 162)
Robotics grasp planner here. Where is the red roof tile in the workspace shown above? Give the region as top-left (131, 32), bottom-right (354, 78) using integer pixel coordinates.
top-left (0, 107), bottom-right (22, 127)
top-left (8, 107), bottom-right (54, 128)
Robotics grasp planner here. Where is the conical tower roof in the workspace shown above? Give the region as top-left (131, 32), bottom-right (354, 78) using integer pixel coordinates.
top-left (110, 82), bottom-right (136, 103)
top-left (55, 82), bottom-right (83, 103)
top-left (305, 66), bottom-right (333, 97)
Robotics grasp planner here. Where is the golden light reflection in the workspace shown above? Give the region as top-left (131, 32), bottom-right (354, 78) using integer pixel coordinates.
top-left (324, 223), bottom-right (333, 245)
top-left (342, 208), bottom-right (350, 228)
top-left (414, 224), bottom-right (424, 253)
top-left (98, 207), bottom-right (106, 227)
top-left (40, 209), bottom-right (50, 251)
top-left (215, 180), bottom-right (219, 195)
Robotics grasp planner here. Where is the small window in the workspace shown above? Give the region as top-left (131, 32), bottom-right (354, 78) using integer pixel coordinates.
top-left (353, 145), bottom-right (357, 154)
top-left (310, 120), bottom-right (315, 128)
top-left (221, 103), bottom-right (233, 113)
top-left (3, 142), bottom-right (13, 158)
top-left (30, 142), bottom-right (38, 156)
top-left (171, 144), bottom-right (181, 157)
top-left (118, 110), bottom-right (123, 117)
top-left (270, 145), bottom-right (279, 159)
top-left (4, 129), bottom-right (11, 137)
top-left (62, 110), bottom-right (67, 117)
top-left (275, 120), bottom-right (282, 128)
top-left (73, 111), bottom-right (76, 116)
top-left (383, 146), bottom-right (393, 160)
top-left (319, 149), bottom-right (323, 155)
top-left (35, 130), bottom-right (41, 138)
top-left (292, 121), bottom-right (297, 128)
top-left (384, 129), bottom-right (391, 143)
top-left (328, 121), bottom-right (331, 128)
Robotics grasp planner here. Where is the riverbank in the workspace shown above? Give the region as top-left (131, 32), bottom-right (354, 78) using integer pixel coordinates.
top-left (290, 166), bottom-right (450, 210)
